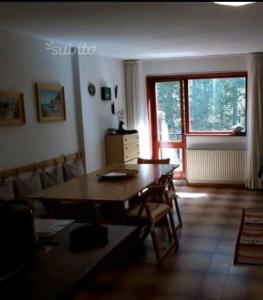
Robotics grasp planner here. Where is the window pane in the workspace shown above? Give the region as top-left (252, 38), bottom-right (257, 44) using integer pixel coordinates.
top-left (155, 82), bottom-right (182, 142)
top-left (159, 148), bottom-right (183, 172)
top-left (188, 77), bottom-right (246, 132)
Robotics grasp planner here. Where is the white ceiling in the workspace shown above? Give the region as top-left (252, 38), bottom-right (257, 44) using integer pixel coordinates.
top-left (0, 2), bottom-right (262, 59)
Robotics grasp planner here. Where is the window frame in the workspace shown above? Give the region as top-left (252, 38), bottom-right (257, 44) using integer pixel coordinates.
top-left (185, 72), bottom-right (247, 136)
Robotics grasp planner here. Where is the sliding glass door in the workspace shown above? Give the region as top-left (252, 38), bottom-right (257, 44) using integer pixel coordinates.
top-left (147, 78), bottom-right (186, 178)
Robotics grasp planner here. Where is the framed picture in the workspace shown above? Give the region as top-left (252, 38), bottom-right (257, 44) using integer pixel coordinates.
top-left (0, 91), bottom-right (26, 126)
top-left (88, 83), bottom-right (96, 96)
top-left (35, 83), bottom-right (66, 122)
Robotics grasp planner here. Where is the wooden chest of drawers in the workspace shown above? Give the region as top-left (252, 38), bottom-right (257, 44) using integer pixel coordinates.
top-left (105, 133), bottom-right (139, 165)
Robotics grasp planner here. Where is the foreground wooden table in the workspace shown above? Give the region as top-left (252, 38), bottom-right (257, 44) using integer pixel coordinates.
top-left (28, 164), bottom-right (176, 204)
top-left (3, 223), bottom-right (137, 300)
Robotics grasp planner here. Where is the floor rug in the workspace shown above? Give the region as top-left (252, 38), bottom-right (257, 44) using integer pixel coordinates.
top-left (235, 208), bottom-right (263, 264)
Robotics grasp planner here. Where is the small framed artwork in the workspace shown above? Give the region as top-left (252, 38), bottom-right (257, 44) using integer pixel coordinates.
top-left (101, 87), bottom-right (111, 101)
top-left (88, 83), bottom-right (96, 96)
top-left (35, 83), bottom-right (66, 122)
top-left (0, 91), bottom-right (26, 126)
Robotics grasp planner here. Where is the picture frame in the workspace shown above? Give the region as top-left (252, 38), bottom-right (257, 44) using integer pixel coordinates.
top-left (35, 83), bottom-right (66, 123)
top-left (101, 87), bottom-right (111, 101)
top-left (0, 91), bottom-right (26, 126)
top-left (88, 83), bottom-right (96, 96)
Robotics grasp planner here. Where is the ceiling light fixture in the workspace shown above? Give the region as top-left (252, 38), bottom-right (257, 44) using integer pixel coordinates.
top-left (214, 2), bottom-right (255, 6)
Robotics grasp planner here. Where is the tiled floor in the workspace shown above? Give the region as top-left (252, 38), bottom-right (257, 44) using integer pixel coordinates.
top-left (74, 186), bottom-right (263, 300)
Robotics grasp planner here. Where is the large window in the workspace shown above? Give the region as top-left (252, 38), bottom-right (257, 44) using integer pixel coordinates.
top-left (155, 81), bottom-right (182, 142)
top-left (187, 75), bottom-right (246, 134)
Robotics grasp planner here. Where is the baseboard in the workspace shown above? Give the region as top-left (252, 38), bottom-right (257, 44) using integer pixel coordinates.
top-left (187, 182), bottom-right (245, 189)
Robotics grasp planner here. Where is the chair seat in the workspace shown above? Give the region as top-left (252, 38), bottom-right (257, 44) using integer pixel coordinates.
top-left (127, 202), bottom-right (170, 220)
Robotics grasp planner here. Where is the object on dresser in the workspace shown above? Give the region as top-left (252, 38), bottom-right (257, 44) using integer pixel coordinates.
top-left (116, 121), bottom-right (126, 134)
top-left (116, 109), bottom-right (126, 134)
top-left (0, 200), bottom-right (37, 280)
top-left (106, 128), bottom-right (117, 135)
top-left (126, 129), bottom-right (138, 134)
top-left (70, 224), bottom-right (108, 252)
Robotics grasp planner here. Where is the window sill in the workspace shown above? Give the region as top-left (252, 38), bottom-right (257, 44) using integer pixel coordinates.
top-left (186, 133), bottom-right (246, 137)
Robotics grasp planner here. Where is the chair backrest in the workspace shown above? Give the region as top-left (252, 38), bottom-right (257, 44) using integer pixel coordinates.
top-left (135, 184), bottom-right (166, 217)
top-left (146, 184), bottom-right (167, 204)
top-left (162, 173), bottom-right (176, 207)
top-left (137, 158), bottom-right (170, 164)
top-left (153, 174), bottom-right (176, 208)
top-left (158, 174), bottom-right (169, 186)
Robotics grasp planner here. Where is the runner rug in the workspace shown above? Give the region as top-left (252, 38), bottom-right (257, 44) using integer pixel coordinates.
top-left (235, 208), bottom-right (263, 264)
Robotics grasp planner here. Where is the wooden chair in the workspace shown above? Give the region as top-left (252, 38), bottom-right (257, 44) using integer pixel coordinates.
top-left (158, 174), bottom-right (182, 231)
top-left (137, 158), bottom-right (170, 164)
top-left (137, 158), bottom-right (182, 230)
top-left (127, 183), bottom-right (178, 266)
top-left (137, 158), bottom-right (171, 193)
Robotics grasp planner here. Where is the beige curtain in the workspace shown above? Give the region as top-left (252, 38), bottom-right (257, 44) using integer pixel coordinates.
top-left (124, 60), bottom-right (140, 130)
top-left (246, 53), bottom-right (263, 189)
top-left (124, 60), bottom-right (151, 158)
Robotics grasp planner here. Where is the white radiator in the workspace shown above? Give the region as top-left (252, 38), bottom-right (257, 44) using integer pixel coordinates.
top-left (186, 150), bottom-right (246, 184)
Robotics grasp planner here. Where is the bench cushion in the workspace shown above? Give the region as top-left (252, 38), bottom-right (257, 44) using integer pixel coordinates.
top-left (41, 166), bottom-right (64, 189)
top-left (0, 180), bottom-right (15, 201)
top-left (63, 160), bottom-right (84, 181)
top-left (14, 173), bottom-right (45, 217)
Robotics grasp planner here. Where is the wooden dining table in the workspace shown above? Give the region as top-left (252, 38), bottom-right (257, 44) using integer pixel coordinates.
top-left (27, 164), bottom-right (177, 209)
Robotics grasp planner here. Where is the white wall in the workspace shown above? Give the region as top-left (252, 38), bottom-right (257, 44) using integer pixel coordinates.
top-left (78, 54), bottom-right (126, 172)
top-left (0, 29), bottom-right (127, 173)
top-left (141, 54), bottom-right (248, 152)
top-left (0, 29), bottom-right (81, 171)
top-left (143, 55), bottom-right (248, 75)
top-left (0, 28), bottom-right (248, 173)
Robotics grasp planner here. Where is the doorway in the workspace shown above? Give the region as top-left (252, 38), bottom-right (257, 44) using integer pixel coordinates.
top-left (147, 77), bottom-right (186, 178)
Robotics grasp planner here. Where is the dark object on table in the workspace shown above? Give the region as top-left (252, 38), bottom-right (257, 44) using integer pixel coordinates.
top-left (70, 224), bottom-right (108, 251)
top-left (0, 200), bottom-right (37, 280)
top-left (101, 87), bottom-right (111, 101)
